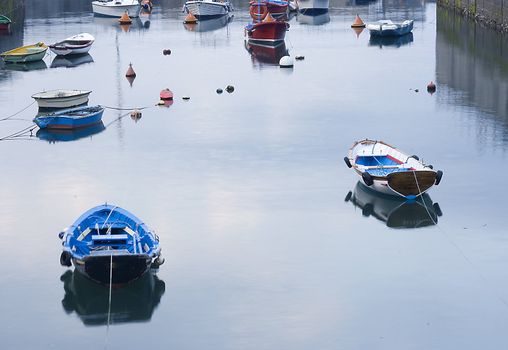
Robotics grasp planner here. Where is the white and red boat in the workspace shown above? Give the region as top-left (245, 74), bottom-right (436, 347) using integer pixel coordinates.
top-left (250, 0), bottom-right (288, 18)
top-left (245, 4), bottom-right (289, 44)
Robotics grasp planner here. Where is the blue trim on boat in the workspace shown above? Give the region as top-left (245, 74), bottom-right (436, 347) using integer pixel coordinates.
top-left (355, 155), bottom-right (400, 167)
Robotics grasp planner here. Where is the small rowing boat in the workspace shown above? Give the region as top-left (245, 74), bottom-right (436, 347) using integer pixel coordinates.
top-left (49, 33), bottom-right (95, 56)
top-left (183, 0), bottom-right (233, 19)
top-left (0, 42), bottom-right (47, 63)
top-left (32, 89), bottom-right (92, 109)
top-left (92, 0), bottom-right (141, 18)
top-left (58, 204), bottom-right (164, 285)
top-left (33, 105), bottom-right (104, 130)
top-left (366, 20), bottom-right (414, 37)
top-left (344, 139), bottom-right (443, 199)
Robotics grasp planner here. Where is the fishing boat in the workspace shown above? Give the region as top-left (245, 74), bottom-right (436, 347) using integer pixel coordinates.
top-left (183, 0), bottom-right (233, 19)
top-left (92, 0), bottom-right (141, 18)
top-left (250, 0), bottom-right (288, 18)
top-left (58, 204), bottom-right (164, 285)
top-left (344, 139), bottom-right (443, 199)
top-left (36, 122), bottom-right (105, 143)
top-left (33, 105), bottom-right (104, 130)
top-left (345, 182), bottom-right (442, 229)
top-left (245, 19), bottom-right (289, 43)
top-left (366, 20), bottom-right (414, 37)
top-left (32, 89), bottom-right (92, 109)
top-left (0, 42), bottom-right (48, 63)
top-left (0, 15), bottom-right (11, 30)
top-left (296, 0), bottom-right (329, 15)
top-left (49, 33), bottom-right (95, 56)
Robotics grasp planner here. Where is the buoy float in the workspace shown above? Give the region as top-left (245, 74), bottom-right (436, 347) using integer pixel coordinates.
top-left (184, 12), bottom-right (197, 24)
top-left (279, 55), bottom-right (294, 68)
top-left (295, 55), bottom-right (305, 60)
top-left (352, 26), bottom-right (364, 38)
top-left (125, 63), bottom-right (136, 77)
top-left (163, 49), bottom-right (171, 55)
top-left (119, 11), bottom-right (132, 25)
top-left (130, 109), bottom-right (142, 120)
top-left (216, 88), bottom-right (223, 94)
top-left (160, 88), bottom-right (173, 100)
top-left (427, 81), bottom-right (436, 93)
top-left (126, 75), bottom-right (135, 86)
top-left (351, 14), bottom-right (365, 28)
top-left (182, 96), bottom-right (190, 100)
top-left (226, 85), bottom-right (234, 93)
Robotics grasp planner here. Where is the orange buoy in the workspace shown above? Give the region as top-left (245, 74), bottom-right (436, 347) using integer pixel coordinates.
top-left (351, 14), bottom-right (365, 28)
top-left (119, 11), bottom-right (132, 25)
top-left (184, 12), bottom-right (197, 24)
top-left (125, 63), bottom-right (136, 78)
top-left (427, 81), bottom-right (436, 94)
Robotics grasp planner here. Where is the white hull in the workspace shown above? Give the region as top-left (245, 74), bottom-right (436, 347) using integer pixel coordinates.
top-left (92, 1), bottom-right (141, 18)
top-left (32, 90), bottom-right (91, 109)
top-left (184, 1), bottom-right (231, 18)
top-left (297, 0), bottom-right (329, 11)
top-left (50, 46), bottom-right (92, 56)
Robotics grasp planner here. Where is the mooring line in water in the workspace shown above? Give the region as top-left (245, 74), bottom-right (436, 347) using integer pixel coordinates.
top-left (0, 101), bottom-right (35, 122)
top-left (105, 252), bottom-right (113, 350)
top-left (102, 105), bottom-right (151, 111)
top-left (412, 170), bottom-right (508, 309)
top-left (0, 124), bottom-right (37, 141)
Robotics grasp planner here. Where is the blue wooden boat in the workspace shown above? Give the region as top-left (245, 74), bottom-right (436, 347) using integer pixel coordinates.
top-left (33, 105), bottom-right (104, 130)
top-left (366, 20), bottom-right (413, 37)
top-left (59, 204), bottom-right (164, 286)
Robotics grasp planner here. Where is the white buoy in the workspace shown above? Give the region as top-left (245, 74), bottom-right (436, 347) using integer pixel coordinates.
top-left (279, 55), bottom-right (294, 68)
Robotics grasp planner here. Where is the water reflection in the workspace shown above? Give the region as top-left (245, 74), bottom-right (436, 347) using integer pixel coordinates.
top-left (345, 182), bottom-right (442, 229)
top-left (93, 16), bottom-right (148, 32)
top-left (36, 122), bottom-right (105, 143)
top-left (1, 60), bottom-right (48, 72)
top-left (297, 11), bottom-right (330, 25)
top-left (183, 14), bottom-right (233, 32)
top-left (245, 40), bottom-right (288, 65)
top-left (50, 54), bottom-right (94, 69)
top-left (369, 32), bottom-right (414, 48)
top-left (60, 270), bottom-right (165, 326)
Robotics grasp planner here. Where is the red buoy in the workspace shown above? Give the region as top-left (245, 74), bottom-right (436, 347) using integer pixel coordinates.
top-left (160, 88), bottom-right (173, 100)
top-left (125, 63), bottom-right (136, 77)
top-left (427, 81), bottom-right (436, 94)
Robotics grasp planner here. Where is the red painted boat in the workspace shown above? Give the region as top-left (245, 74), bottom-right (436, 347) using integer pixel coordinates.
top-left (250, 1), bottom-right (288, 18)
top-left (160, 88), bottom-right (173, 100)
top-left (245, 19), bottom-right (289, 43)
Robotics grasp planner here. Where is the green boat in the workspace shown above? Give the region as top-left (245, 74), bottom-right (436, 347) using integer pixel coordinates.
top-left (0, 15), bottom-right (11, 30)
top-left (0, 42), bottom-right (48, 63)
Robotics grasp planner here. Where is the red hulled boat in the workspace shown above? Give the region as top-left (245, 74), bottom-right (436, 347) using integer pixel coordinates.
top-left (245, 4), bottom-right (289, 44)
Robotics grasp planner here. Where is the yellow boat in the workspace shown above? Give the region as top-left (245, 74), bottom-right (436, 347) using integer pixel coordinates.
top-left (0, 42), bottom-right (48, 63)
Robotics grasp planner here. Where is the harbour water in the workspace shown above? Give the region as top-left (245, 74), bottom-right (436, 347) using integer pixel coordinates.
top-left (1, 0), bottom-right (508, 349)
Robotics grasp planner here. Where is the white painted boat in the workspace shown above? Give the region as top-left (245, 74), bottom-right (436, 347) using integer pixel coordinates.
top-left (49, 33), bottom-right (95, 57)
top-left (366, 20), bottom-right (414, 37)
top-left (344, 139), bottom-right (443, 199)
top-left (297, 11), bottom-right (329, 25)
top-left (92, 0), bottom-right (141, 18)
top-left (184, 0), bottom-right (233, 19)
top-left (31, 89), bottom-right (92, 109)
top-left (296, 0), bottom-right (329, 14)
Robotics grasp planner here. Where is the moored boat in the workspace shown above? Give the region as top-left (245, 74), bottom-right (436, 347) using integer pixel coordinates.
top-left (58, 204), bottom-right (164, 286)
top-left (32, 89), bottom-right (92, 109)
top-left (366, 20), bottom-right (414, 37)
top-left (33, 105), bottom-right (104, 130)
top-left (92, 0), bottom-right (141, 18)
top-left (297, 0), bottom-right (329, 15)
top-left (251, 0), bottom-right (288, 19)
top-left (245, 19), bottom-right (289, 43)
top-left (0, 42), bottom-right (48, 63)
top-left (184, 0), bottom-right (233, 19)
top-left (344, 139), bottom-right (443, 199)
top-left (0, 15), bottom-right (11, 30)
top-left (49, 33), bottom-right (95, 56)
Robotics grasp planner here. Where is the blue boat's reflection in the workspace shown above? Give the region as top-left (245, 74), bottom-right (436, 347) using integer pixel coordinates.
top-left (183, 14), bottom-right (233, 32)
top-left (60, 270), bottom-right (165, 326)
top-left (2, 60), bottom-right (47, 72)
top-left (245, 40), bottom-right (288, 65)
top-left (369, 32), bottom-right (414, 48)
top-left (50, 53), bottom-right (94, 68)
top-left (345, 181), bottom-right (443, 229)
top-left (297, 11), bottom-right (330, 25)
top-left (36, 122), bottom-right (105, 143)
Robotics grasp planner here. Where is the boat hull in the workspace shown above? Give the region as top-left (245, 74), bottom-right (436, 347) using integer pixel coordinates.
top-left (297, 0), bottom-right (329, 15)
top-left (185, 1), bottom-right (231, 19)
top-left (0, 23), bottom-right (10, 30)
top-left (1, 48), bottom-right (47, 63)
top-left (34, 107), bottom-right (104, 130)
top-left (33, 91), bottom-right (91, 109)
top-left (74, 254), bottom-right (152, 285)
top-left (245, 21), bottom-right (288, 43)
top-left (367, 20), bottom-right (414, 37)
top-left (49, 43), bottom-right (92, 56)
top-left (92, 2), bottom-right (141, 18)
top-left (266, 1), bottom-right (288, 17)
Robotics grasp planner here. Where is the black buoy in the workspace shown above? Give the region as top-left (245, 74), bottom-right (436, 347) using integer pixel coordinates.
top-left (344, 156), bottom-right (352, 168)
top-left (344, 191), bottom-right (353, 202)
top-left (163, 49), bottom-right (171, 55)
top-left (216, 88), bottom-right (223, 94)
top-left (435, 170), bottom-right (443, 185)
top-left (226, 85), bottom-right (234, 93)
top-left (362, 172), bottom-right (373, 186)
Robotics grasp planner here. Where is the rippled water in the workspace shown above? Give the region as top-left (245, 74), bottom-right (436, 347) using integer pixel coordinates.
top-left (1, 0), bottom-right (508, 349)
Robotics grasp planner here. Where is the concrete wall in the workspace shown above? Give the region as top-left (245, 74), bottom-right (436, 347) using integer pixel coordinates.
top-left (438, 0), bottom-right (508, 31)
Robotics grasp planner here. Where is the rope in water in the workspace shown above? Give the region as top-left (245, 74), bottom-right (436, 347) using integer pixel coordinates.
top-left (412, 170), bottom-right (508, 308)
top-left (0, 124), bottom-right (37, 141)
top-left (0, 101), bottom-right (36, 121)
top-left (105, 252), bottom-right (113, 350)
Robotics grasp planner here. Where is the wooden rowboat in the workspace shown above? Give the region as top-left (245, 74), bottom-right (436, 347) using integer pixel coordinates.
top-left (49, 33), bottom-right (95, 56)
top-left (344, 139), bottom-right (443, 199)
top-left (0, 42), bottom-right (48, 63)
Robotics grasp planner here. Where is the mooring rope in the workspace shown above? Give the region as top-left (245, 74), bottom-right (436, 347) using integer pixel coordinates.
top-left (102, 105), bottom-right (151, 111)
top-left (0, 124), bottom-right (37, 141)
top-left (0, 101), bottom-right (36, 121)
top-left (105, 251), bottom-right (113, 350)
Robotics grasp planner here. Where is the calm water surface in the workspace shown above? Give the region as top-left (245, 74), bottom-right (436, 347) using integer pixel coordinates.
top-left (1, 0), bottom-right (508, 349)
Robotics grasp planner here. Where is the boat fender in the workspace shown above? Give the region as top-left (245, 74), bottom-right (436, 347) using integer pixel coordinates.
top-left (344, 191), bottom-right (352, 202)
top-left (60, 251), bottom-right (72, 267)
top-left (362, 203), bottom-right (373, 217)
top-left (427, 164), bottom-right (433, 169)
top-left (433, 202), bottom-right (443, 217)
top-left (155, 256), bottom-right (165, 266)
top-left (435, 170), bottom-right (443, 185)
top-left (410, 155), bottom-right (419, 161)
top-left (362, 172), bottom-right (373, 186)
top-left (344, 156), bottom-right (352, 168)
